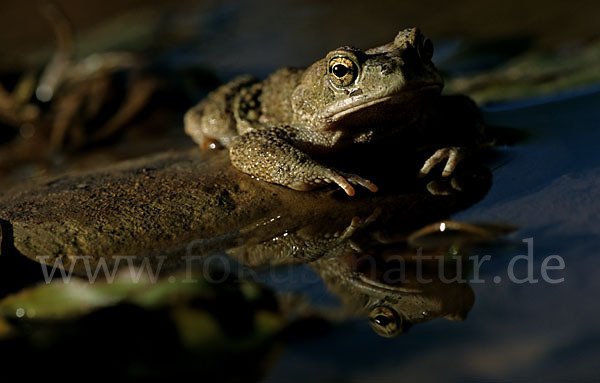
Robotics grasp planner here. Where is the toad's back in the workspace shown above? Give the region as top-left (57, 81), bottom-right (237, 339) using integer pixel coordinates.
top-left (184, 67), bottom-right (303, 149)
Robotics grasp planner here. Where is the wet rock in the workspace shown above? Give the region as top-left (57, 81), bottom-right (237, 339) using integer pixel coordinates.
top-left (0, 149), bottom-right (286, 271)
top-left (0, 147), bottom-right (492, 273)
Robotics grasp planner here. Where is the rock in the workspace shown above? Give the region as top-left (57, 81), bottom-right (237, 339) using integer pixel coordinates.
top-left (0, 148), bottom-right (491, 273)
top-left (0, 149), bottom-right (286, 271)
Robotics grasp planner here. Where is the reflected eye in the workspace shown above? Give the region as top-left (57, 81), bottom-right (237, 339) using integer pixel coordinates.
top-left (368, 306), bottom-right (403, 338)
top-left (373, 315), bottom-right (392, 327)
top-left (328, 56), bottom-right (357, 87)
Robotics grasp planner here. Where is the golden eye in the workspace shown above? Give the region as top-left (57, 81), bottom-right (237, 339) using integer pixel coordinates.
top-left (368, 306), bottom-right (403, 338)
top-left (328, 56), bottom-right (357, 87)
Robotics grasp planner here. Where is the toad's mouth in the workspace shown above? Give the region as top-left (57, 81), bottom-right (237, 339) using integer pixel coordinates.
top-left (321, 84), bottom-right (442, 127)
top-left (356, 273), bottom-right (424, 294)
top-left (349, 252), bottom-right (425, 294)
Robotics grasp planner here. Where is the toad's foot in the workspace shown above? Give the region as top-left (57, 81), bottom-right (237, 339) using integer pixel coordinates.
top-left (301, 169), bottom-right (378, 197)
top-left (230, 126), bottom-right (378, 197)
top-left (419, 147), bottom-right (464, 178)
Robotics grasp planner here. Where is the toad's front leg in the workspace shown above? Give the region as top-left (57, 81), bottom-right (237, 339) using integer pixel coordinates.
top-left (229, 126), bottom-right (378, 196)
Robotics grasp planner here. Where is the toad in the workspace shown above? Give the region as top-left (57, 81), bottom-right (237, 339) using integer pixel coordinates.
top-left (185, 28), bottom-right (485, 196)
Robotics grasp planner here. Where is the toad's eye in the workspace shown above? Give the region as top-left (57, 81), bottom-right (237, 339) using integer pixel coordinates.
top-left (328, 57), bottom-right (357, 87)
top-left (417, 38), bottom-right (434, 62)
top-left (332, 64), bottom-right (348, 77)
top-left (368, 306), bottom-right (403, 338)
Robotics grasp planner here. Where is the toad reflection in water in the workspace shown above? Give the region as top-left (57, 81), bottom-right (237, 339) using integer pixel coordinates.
top-left (188, 166), bottom-right (511, 338)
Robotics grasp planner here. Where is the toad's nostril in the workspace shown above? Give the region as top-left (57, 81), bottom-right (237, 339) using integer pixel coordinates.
top-left (349, 89), bottom-right (363, 97)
